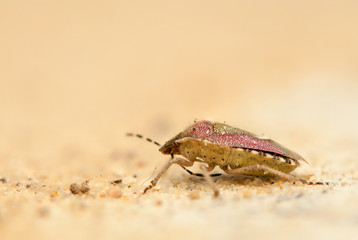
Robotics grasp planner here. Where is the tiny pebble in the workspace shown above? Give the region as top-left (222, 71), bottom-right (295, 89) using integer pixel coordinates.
top-left (188, 191), bottom-right (200, 200)
top-left (108, 188), bottom-right (122, 198)
top-left (70, 181), bottom-right (90, 194)
top-left (111, 179), bottom-right (122, 185)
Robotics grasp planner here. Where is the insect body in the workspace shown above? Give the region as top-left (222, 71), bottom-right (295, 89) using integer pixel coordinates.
top-left (128, 120), bottom-right (316, 197)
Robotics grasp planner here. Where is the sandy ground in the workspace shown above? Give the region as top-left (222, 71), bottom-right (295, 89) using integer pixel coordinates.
top-left (1, 1), bottom-right (358, 240)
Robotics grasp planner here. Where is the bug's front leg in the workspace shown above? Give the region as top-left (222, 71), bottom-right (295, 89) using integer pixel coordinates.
top-left (143, 157), bottom-right (194, 194)
top-left (224, 165), bottom-right (306, 183)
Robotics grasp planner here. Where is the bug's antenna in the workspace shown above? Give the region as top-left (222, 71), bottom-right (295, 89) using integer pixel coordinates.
top-left (126, 133), bottom-right (162, 147)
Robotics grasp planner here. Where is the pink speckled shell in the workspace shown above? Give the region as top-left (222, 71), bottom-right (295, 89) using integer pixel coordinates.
top-left (207, 133), bottom-right (284, 154)
top-left (188, 121), bottom-right (305, 162)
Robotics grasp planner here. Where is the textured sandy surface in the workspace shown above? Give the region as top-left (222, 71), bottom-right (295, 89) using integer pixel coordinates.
top-left (1, 1), bottom-right (358, 240)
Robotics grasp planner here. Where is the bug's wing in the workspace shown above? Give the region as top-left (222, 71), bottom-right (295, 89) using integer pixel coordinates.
top-left (207, 130), bottom-right (307, 163)
top-left (261, 138), bottom-right (307, 163)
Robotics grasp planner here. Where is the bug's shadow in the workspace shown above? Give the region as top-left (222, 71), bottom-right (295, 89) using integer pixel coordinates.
top-left (182, 173), bottom-right (281, 186)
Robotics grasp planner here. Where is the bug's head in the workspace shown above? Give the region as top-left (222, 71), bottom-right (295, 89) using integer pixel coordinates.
top-left (159, 120), bottom-right (214, 155)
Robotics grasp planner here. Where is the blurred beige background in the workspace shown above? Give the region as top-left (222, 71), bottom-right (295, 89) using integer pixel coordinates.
top-left (1, 1), bottom-right (358, 240)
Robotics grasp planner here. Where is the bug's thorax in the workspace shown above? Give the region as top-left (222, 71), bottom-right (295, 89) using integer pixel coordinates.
top-left (159, 121), bottom-right (214, 155)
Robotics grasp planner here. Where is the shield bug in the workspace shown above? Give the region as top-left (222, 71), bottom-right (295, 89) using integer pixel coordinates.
top-left (127, 120), bottom-right (324, 197)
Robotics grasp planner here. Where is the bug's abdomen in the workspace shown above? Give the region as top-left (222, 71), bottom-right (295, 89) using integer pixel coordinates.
top-left (225, 147), bottom-right (299, 174)
top-left (178, 139), bottom-right (299, 174)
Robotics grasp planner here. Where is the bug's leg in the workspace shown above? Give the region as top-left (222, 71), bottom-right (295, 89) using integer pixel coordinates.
top-left (199, 164), bottom-right (220, 198)
top-left (224, 165), bottom-right (306, 183)
top-left (143, 157), bottom-right (194, 194)
top-left (180, 166), bottom-right (222, 177)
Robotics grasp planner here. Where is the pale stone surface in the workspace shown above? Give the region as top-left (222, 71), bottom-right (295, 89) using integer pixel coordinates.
top-left (1, 1), bottom-right (358, 240)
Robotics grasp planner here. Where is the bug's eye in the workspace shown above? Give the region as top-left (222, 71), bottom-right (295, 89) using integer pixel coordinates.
top-left (193, 127), bottom-right (196, 131)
